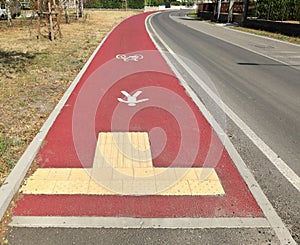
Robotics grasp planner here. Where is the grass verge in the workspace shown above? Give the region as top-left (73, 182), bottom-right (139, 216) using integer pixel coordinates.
top-left (232, 26), bottom-right (300, 45)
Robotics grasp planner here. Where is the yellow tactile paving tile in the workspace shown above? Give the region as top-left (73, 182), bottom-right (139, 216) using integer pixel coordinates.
top-left (112, 168), bottom-right (134, 180)
top-left (123, 180), bottom-right (157, 195)
top-left (175, 168), bottom-right (199, 180)
top-left (21, 168), bottom-right (225, 196)
top-left (21, 180), bottom-right (56, 195)
top-left (53, 181), bottom-right (89, 194)
top-left (69, 169), bottom-right (91, 181)
top-left (195, 168), bottom-right (220, 181)
top-left (21, 132), bottom-right (225, 196)
top-left (95, 132), bottom-right (152, 169)
top-left (47, 168), bottom-right (71, 181)
top-left (27, 168), bottom-right (51, 180)
top-left (158, 180), bottom-right (191, 196)
top-left (87, 180), bottom-right (120, 195)
top-left (188, 179), bottom-right (225, 196)
top-left (133, 167), bottom-right (155, 178)
top-left (154, 168), bottom-right (178, 181)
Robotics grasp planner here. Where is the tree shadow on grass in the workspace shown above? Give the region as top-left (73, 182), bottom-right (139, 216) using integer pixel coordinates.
top-left (0, 49), bottom-right (36, 72)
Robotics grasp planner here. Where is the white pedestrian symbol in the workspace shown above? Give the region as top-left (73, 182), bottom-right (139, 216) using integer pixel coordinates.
top-left (117, 91), bottom-right (149, 106)
top-left (116, 54), bottom-right (143, 62)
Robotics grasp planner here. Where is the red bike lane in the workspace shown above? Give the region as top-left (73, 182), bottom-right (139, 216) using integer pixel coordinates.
top-left (13, 12), bottom-right (262, 219)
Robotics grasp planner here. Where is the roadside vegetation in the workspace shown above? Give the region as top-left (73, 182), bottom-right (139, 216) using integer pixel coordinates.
top-left (0, 10), bottom-right (140, 187)
top-left (187, 10), bottom-right (300, 45)
top-left (255, 0), bottom-right (300, 22)
top-left (232, 26), bottom-right (300, 44)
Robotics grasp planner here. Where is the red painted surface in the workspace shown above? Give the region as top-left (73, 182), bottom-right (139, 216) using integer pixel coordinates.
top-left (14, 12), bottom-right (263, 218)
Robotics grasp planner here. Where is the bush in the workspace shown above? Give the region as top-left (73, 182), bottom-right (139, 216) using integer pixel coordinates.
top-left (127, 0), bottom-right (144, 9)
top-left (85, 0), bottom-right (122, 9)
top-left (171, 1), bottom-right (181, 6)
top-left (145, 0), bottom-right (165, 7)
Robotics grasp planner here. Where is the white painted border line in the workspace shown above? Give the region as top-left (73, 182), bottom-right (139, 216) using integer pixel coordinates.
top-left (0, 19), bottom-right (126, 221)
top-left (146, 13), bottom-right (296, 245)
top-left (10, 216), bottom-right (270, 229)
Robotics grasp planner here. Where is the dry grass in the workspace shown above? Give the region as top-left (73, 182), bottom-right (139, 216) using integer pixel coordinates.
top-left (0, 10), bottom-right (140, 187)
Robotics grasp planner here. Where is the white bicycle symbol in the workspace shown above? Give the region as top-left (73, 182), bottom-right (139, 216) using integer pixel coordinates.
top-left (116, 54), bottom-right (144, 62)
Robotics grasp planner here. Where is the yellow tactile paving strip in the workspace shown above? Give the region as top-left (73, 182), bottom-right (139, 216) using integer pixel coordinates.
top-left (21, 132), bottom-right (225, 196)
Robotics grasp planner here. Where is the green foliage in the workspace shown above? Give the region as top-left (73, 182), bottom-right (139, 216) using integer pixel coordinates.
top-left (85, 0), bottom-right (122, 9)
top-left (127, 0), bottom-right (144, 9)
top-left (171, 1), bottom-right (181, 6)
top-left (85, 0), bottom-right (145, 9)
top-left (144, 0), bottom-right (165, 7)
top-left (256, 0), bottom-right (300, 21)
top-left (171, 1), bottom-right (194, 6)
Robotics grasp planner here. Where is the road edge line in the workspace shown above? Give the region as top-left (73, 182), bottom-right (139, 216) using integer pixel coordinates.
top-left (0, 19), bottom-right (124, 221)
top-left (146, 13), bottom-right (296, 244)
top-left (10, 216), bottom-right (270, 229)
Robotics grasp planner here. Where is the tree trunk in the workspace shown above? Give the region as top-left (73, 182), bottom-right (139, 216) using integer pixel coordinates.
top-left (37, 0), bottom-right (41, 38)
top-left (79, 0), bottom-right (83, 18)
top-left (217, 0), bottom-right (221, 22)
top-left (242, 0), bottom-right (249, 23)
top-left (228, 0), bottom-right (235, 23)
top-left (64, 0), bottom-right (70, 24)
top-left (6, 0), bottom-right (12, 27)
top-left (75, 0), bottom-right (79, 20)
top-left (48, 1), bottom-right (54, 41)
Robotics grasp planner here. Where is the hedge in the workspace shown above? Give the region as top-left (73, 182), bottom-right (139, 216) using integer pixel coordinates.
top-left (127, 0), bottom-right (144, 9)
top-left (85, 0), bottom-right (145, 9)
top-left (256, 0), bottom-right (300, 21)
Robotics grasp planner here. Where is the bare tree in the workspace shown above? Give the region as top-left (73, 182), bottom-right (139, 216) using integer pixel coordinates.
top-left (75, 0), bottom-right (79, 20)
top-left (6, 0), bottom-right (12, 26)
top-left (62, 0), bottom-right (70, 23)
top-left (79, 0), bottom-right (83, 18)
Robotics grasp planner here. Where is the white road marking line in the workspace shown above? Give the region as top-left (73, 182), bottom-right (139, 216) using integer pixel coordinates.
top-left (10, 216), bottom-right (270, 229)
top-left (146, 13), bottom-right (296, 244)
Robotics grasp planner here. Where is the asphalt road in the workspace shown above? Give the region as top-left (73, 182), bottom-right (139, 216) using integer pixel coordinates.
top-left (149, 10), bottom-right (300, 242)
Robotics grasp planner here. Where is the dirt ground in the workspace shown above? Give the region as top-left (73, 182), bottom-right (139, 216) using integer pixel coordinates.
top-left (0, 9), bottom-right (141, 187)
